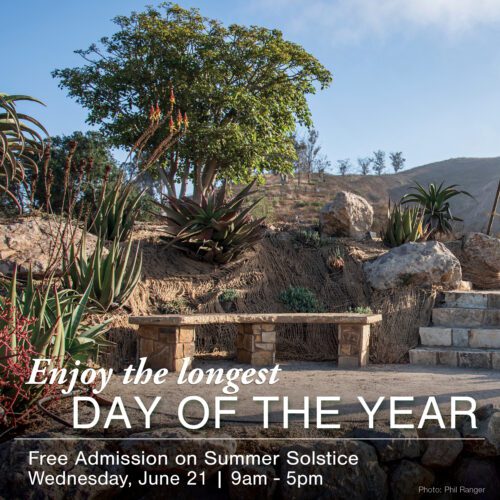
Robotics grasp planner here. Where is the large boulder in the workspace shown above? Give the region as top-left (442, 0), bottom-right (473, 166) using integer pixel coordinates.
top-left (0, 216), bottom-right (100, 277)
top-left (364, 241), bottom-right (462, 290)
top-left (389, 460), bottom-right (434, 500)
top-left (461, 405), bottom-right (500, 457)
top-left (419, 426), bottom-right (463, 467)
top-left (462, 232), bottom-right (500, 289)
top-left (348, 428), bottom-right (421, 462)
top-left (320, 191), bottom-right (373, 239)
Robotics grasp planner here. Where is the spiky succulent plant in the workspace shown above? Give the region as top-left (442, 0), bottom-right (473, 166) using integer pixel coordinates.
top-left (160, 181), bottom-right (265, 264)
top-left (63, 233), bottom-right (142, 311)
top-left (382, 203), bottom-right (429, 248)
top-left (88, 173), bottom-right (145, 242)
top-left (401, 182), bottom-right (473, 235)
top-left (0, 93), bottom-right (47, 209)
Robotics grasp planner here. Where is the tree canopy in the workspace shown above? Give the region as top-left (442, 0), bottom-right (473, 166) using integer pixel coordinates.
top-left (52, 2), bottom-right (332, 200)
top-left (33, 131), bottom-right (118, 212)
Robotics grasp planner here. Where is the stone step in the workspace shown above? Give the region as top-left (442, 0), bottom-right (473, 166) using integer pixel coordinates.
top-left (420, 327), bottom-right (500, 348)
top-left (409, 346), bottom-right (500, 370)
top-left (442, 291), bottom-right (500, 310)
top-left (432, 307), bottom-right (500, 328)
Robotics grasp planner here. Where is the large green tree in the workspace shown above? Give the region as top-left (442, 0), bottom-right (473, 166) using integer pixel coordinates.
top-left (53, 3), bottom-right (332, 201)
top-left (33, 131), bottom-right (118, 212)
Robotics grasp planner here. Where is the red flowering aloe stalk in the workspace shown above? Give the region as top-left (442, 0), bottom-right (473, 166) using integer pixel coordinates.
top-left (0, 306), bottom-right (56, 429)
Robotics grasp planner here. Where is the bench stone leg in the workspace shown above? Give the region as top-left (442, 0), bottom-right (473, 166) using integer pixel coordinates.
top-left (236, 323), bottom-right (276, 365)
top-left (137, 325), bottom-right (195, 372)
top-left (338, 324), bottom-right (370, 368)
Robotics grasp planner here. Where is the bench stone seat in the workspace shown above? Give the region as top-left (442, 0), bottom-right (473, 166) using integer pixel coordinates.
top-left (129, 313), bottom-right (382, 372)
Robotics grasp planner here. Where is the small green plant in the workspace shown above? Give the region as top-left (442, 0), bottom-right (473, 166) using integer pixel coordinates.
top-left (279, 286), bottom-right (323, 313)
top-left (328, 246), bottom-right (345, 270)
top-left (219, 289), bottom-right (239, 303)
top-left (401, 182), bottom-right (473, 236)
top-left (88, 173), bottom-right (145, 242)
top-left (63, 233), bottom-right (142, 311)
top-left (158, 297), bottom-right (192, 314)
top-left (295, 200), bottom-right (307, 208)
top-left (349, 306), bottom-right (373, 314)
top-left (382, 203), bottom-right (429, 247)
top-left (295, 229), bottom-right (332, 248)
top-left (160, 180), bottom-right (265, 264)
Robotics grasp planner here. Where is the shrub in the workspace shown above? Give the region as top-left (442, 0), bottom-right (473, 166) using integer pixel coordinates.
top-left (63, 233), bottom-right (142, 311)
top-left (279, 286), bottom-right (323, 313)
top-left (87, 173), bottom-right (145, 242)
top-left (382, 203), bottom-right (429, 247)
top-left (156, 297), bottom-right (193, 315)
top-left (401, 182), bottom-right (473, 236)
top-left (350, 306), bottom-right (373, 314)
top-left (295, 229), bottom-right (333, 248)
top-left (219, 289), bottom-right (239, 302)
top-left (160, 181), bottom-right (265, 264)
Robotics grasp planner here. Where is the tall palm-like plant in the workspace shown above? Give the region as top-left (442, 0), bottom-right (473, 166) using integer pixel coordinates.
top-left (0, 93), bottom-right (47, 209)
top-left (401, 182), bottom-right (473, 235)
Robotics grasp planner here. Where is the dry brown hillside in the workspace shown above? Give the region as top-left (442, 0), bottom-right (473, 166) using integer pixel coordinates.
top-left (254, 157), bottom-right (500, 236)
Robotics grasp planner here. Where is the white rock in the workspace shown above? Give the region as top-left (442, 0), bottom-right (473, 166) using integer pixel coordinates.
top-left (364, 241), bottom-right (462, 290)
top-left (320, 191), bottom-right (373, 239)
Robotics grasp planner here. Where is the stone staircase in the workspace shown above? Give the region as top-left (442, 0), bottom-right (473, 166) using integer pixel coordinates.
top-left (409, 291), bottom-right (500, 369)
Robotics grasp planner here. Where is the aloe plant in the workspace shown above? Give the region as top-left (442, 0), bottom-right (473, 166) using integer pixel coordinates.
top-left (63, 233), bottom-right (142, 311)
top-left (382, 203), bottom-right (430, 248)
top-left (160, 180), bottom-right (265, 264)
top-left (401, 182), bottom-right (473, 235)
top-left (0, 93), bottom-right (47, 209)
top-left (1, 267), bottom-right (111, 368)
top-left (88, 173), bottom-right (145, 241)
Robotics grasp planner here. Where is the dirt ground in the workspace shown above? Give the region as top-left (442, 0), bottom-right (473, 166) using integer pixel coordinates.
top-left (101, 360), bottom-right (500, 427)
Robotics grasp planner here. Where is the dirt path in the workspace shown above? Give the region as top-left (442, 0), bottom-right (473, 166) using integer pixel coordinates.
top-left (102, 361), bottom-right (500, 427)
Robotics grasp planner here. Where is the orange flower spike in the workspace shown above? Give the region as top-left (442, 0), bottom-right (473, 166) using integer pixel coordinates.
top-left (170, 86), bottom-right (175, 105)
top-left (177, 109), bottom-right (183, 127)
top-left (155, 102), bottom-right (161, 120)
top-left (183, 112), bottom-right (189, 129)
top-left (169, 116), bottom-right (175, 132)
top-left (149, 104), bottom-right (155, 121)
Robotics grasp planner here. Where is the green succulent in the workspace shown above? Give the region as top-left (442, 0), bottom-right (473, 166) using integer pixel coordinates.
top-left (279, 286), bottom-right (323, 313)
top-left (63, 233), bottom-right (142, 311)
top-left (160, 180), bottom-right (265, 264)
top-left (401, 182), bottom-right (473, 235)
top-left (382, 203), bottom-right (429, 248)
top-left (1, 267), bottom-right (111, 368)
top-left (88, 173), bottom-right (145, 242)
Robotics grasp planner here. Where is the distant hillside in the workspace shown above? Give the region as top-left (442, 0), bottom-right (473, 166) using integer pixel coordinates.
top-left (257, 157), bottom-right (500, 235)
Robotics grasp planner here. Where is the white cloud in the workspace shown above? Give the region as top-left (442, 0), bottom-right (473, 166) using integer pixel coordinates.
top-left (252, 0), bottom-right (500, 41)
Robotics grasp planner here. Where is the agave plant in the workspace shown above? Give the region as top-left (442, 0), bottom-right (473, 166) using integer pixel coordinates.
top-left (1, 267), bottom-right (111, 368)
top-left (87, 173), bottom-right (145, 242)
top-left (0, 93), bottom-right (47, 209)
top-left (160, 180), bottom-right (265, 264)
top-left (401, 182), bottom-right (473, 235)
top-left (382, 203), bottom-right (430, 248)
top-left (63, 233), bottom-right (142, 311)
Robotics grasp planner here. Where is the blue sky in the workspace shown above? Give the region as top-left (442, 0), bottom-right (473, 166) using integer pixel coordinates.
top-left (3, 0), bottom-right (500, 171)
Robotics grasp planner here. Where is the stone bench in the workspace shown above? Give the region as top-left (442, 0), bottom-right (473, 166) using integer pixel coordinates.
top-left (129, 313), bottom-right (382, 372)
